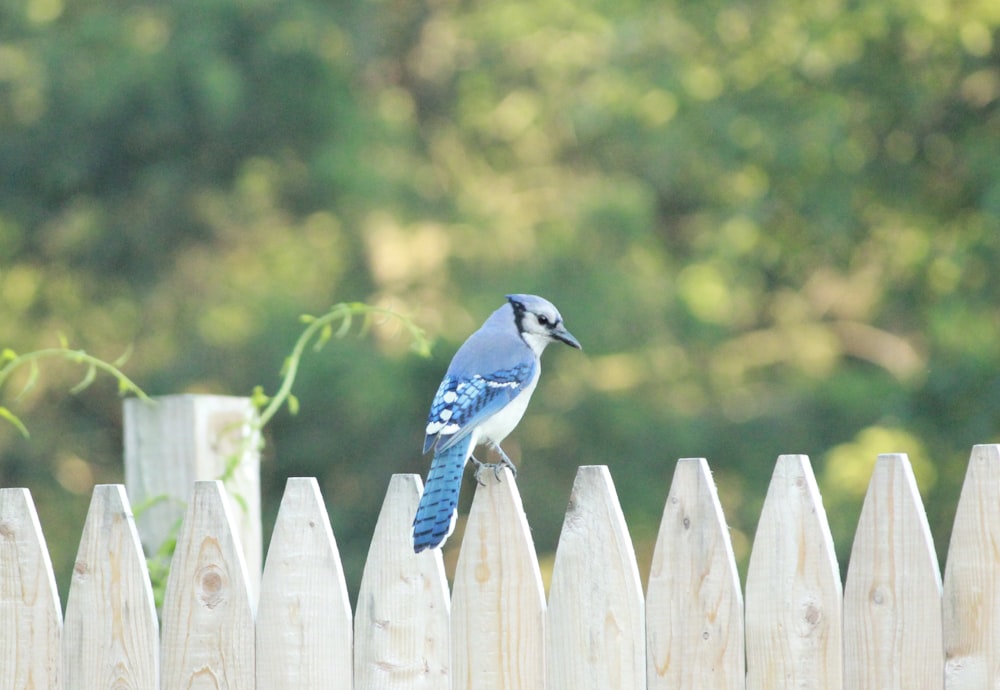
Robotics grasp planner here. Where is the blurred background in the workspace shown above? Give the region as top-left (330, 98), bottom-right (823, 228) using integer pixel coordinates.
top-left (2, 0), bottom-right (999, 604)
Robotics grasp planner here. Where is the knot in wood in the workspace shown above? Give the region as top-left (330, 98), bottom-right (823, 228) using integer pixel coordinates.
top-left (197, 565), bottom-right (226, 608)
top-left (803, 603), bottom-right (820, 626)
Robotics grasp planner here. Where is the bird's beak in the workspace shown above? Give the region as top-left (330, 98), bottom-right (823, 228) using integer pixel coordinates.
top-left (554, 326), bottom-right (582, 350)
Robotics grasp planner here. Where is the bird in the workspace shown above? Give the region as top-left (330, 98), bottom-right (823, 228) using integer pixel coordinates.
top-left (412, 294), bottom-right (582, 552)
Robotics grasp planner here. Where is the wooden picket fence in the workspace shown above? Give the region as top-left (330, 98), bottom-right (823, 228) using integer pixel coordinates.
top-left (3, 447), bottom-right (1000, 689)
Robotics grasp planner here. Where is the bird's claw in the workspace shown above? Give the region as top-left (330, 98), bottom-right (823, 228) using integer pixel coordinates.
top-left (495, 454), bottom-right (517, 480)
top-left (470, 453), bottom-right (518, 484)
top-left (469, 455), bottom-right (488, 486)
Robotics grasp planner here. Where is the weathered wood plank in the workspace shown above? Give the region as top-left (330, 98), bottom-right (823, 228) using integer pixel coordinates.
top-left (843, 453), bottom-right (943, 690)
top-left (257, 477), bottom-right (351, 689)
top-left (160, 480), bottom-right (255, 690)
top-left (452, 468), bottom-right (545, 690)
top-left (0, 488), bottom-right (62, 690)
top-left (63, 485), bottom-right (158, 690)
top-left (745, 455), bottom-right (842, 690)
top-left (547, 465), bottom-right (645, 690)
top-left (646, 458), bottom-right (744, 690)
top-left (355, 474), bottom-right (450, 690)
top-left (124, 395), bottom-right (261, 602)
top-left (943, 444), bottom-right (1000, 689)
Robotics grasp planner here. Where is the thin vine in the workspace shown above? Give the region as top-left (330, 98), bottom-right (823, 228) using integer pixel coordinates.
top-left (0, 343), bottom-right (152, 436)
top-left (248, 301), bottom-right (431, 429)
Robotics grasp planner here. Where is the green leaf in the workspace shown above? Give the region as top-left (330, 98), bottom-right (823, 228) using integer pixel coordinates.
top-left (314, 322), bottom-right (333, 351)
top-left (299, 314), bottom-right (316, 323)
top-left (287, 393), bottom-right (299, 416)
top-left (113, 344), bottom-right (134, 368)
top-left (334, 312), bottom-right (353, 338)
top-left (358, 311), bottom-right (373, 337)
top-left (250, 385), bottom-right (270, 409)
top-left (1, 348), bottom-right (16, 362)
top-left (70, 362), bottom-right (97, 394)
top-left (0, 406), bottom-right (30, 438)
top-left (131, 493), bottom-right (170, 519)
top-left (16, 359), bottom-right (39, 400)
top-left (156, 533), bottom-right (178, 559)
top-left (411, 338), bottom-right (433, 358)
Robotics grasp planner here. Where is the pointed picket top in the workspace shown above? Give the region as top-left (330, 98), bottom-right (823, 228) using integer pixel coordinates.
top-left (257, 477), bottom-right (351, 689)
top-left (745, 455), bottom-right (842, 690)
top-left (355, 474), bottom-right (450, 690)
top-left (843, 453), bottom-right (943, 690)
top-left (63, 485), bottom-right (158, 690)
top-left (161, 480), bottom-right (255, 690)
top-left (452, 467), bottom-right (545, 690)
top-left (0, 488), bottom-right (61, 690)
top-left (943, 444), bottom-right (1000, 686)
top-left (547, 465), bottom-right (645, 690)
top-left (646, 458), bottom-right (744, 690)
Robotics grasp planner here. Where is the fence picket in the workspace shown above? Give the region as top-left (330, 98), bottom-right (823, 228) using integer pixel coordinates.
top-left (355, 474), bottom-right (449, 690)
top-left (547, 465), bottom-right (645, 690)
top-left (843, 454), bottom-right (943, 690)
top-left (646, 458), bottom-right (744, 690)
top-left (0, 488), bottom-right (61, 690)
top-left (63, 485), bottom-right (158, 690)
top-left (745, 455), bottom-right (842, 690)
top-left (943, 444), bottom-right (1000, 688)
top-left (257, 477), bottom-right (351, 689)
top-left (451, 468), bottom-right (545, 690)
top-left (161, 480), bottom-right (255, 690)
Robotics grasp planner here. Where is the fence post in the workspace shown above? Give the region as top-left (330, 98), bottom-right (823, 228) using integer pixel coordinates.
top-left (123, 394), bottom-right (261, 603)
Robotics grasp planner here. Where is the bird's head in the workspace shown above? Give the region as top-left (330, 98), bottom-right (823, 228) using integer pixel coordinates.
top-left (506, 294), bottom-right (582, 354)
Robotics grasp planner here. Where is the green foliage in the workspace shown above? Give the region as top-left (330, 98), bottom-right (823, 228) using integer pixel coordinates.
top-left (2, 0), bottom-right (999, 600)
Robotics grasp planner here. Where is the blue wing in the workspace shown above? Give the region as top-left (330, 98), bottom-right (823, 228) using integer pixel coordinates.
top-left (422, 361), bottom-right (536, 454)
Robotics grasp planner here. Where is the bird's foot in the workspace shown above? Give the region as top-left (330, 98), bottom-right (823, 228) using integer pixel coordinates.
top-left (493, 445), bottom-right (518, 480)
top-left (469, 453), bottom-right (518, 484)
top-left (469, 455), bottom-right (488, 486)
top-left (495, 453), bottom-right (517, 480)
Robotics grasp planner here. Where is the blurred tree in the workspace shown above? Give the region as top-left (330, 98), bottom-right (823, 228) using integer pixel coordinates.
top-left (2, 0), bottom-right (999, 598)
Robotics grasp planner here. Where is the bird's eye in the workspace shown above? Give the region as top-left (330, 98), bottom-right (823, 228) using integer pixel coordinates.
top-left (537, 314), bottom-right (550, 326)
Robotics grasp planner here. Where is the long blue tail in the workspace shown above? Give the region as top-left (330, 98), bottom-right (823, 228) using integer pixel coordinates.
top-left (413, 442), bottom-right (469, 552)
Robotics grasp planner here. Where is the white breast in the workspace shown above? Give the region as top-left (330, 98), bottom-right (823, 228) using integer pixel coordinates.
top-left (473, 367), bottom-right (540, 447)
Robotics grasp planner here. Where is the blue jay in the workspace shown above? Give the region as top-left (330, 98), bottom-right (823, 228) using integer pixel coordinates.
top-left (413, 294), bottom-right (581, 552)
